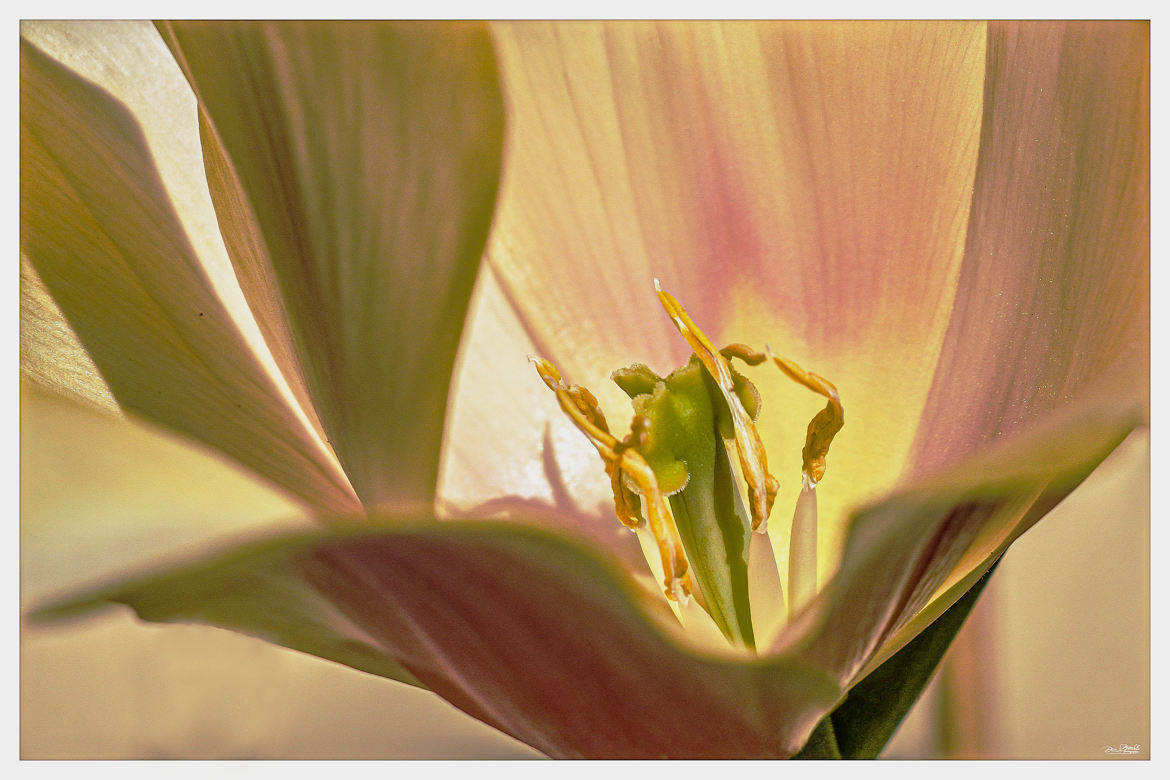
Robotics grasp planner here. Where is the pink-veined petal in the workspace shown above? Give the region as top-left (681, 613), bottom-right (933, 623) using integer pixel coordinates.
top-left (489, 22), bottom-right (984, 375)
top-left (487, 21), bottom-right (990, 566)
top-left (20, 35), bottom-right (358, 515)
top-left (37, 518), bottom-right (841, 759)
top-left (159, 21), bottom-right (505, 510)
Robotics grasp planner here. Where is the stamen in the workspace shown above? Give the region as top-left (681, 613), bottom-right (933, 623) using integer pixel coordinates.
top-left (759, 348), bottom-right (843, 618)
top-left (748, 531), bottom-right (787, 646)
top-left (530, 355), bottom-right (690, 602)
top-left (719, 343), bottom-right (768, 366)
top-left (654, 280), bottom-right (778, 533)
top-left (765, 347), bottom-right (844, 485)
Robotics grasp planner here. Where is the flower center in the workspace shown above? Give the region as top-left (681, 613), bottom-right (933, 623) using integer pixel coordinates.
top-left (531, 281), bottom-right (843, 648)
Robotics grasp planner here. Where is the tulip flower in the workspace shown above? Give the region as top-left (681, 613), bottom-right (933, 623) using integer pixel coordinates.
top-left (21, 20), bottom-right (1148, 759)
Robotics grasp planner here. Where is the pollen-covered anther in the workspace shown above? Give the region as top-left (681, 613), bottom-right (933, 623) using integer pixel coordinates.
top-left (765, 347), bottom-right (845, 485)
top-left (719, 343), bottom-right (768, 366)
top-left (530, 355), bottom-right (690, 601)
top-left (654, 280), bottom-right (777, 532)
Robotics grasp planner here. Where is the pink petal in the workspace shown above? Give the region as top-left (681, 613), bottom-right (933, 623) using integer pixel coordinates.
top-left (302, 526), bottom-right (839, 758)
top-left (59, 520), bottom-right (838, 758)
top-left (488, 21), bottom-right (985, 382)
top-left (908, 21), bottom-right (1149, 473)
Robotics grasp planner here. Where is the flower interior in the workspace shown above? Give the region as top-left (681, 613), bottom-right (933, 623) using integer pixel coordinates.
top-left (531, 281), bottom-right (843, 650)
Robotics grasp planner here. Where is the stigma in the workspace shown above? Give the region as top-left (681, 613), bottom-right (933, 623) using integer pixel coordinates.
top-left (530, 283), bottom-right (843, 641)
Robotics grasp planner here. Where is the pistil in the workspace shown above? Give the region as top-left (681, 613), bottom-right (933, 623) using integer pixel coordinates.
top-left (655, 280), bottom-right (779, 532)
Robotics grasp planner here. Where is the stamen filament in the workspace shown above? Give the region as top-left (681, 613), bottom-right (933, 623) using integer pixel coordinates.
top-left (748, 531), bottom-right (786, 646)
top-left (530, 356), bottom-right (690, 602)
top-left (753, 347), bottom-right (842, 619)
top-left (788, 475), bottom-right (818, 619)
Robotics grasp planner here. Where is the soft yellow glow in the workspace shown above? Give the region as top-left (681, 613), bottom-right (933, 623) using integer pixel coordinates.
top-left (720, 281), bottom-right (958, 588)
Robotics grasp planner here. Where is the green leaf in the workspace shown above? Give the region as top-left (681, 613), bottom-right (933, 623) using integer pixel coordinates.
top-left (791, 716), bottom-right (841, 760)
top-left (793, 558), bottom-right (999, 759)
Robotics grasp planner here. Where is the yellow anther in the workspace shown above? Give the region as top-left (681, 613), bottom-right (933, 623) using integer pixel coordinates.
top-left (765, 347), bottom-right (845, 485)
top-left (529, 356), bottom-right (691, 601)
top-left (654, 281), bottom-right (776, 532)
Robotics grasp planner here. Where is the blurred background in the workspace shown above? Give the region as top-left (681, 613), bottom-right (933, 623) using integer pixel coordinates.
top-left (20, 428), bottom-right (1148, 759)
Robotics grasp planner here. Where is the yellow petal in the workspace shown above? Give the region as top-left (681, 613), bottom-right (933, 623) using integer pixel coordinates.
top-left (20, 255), bottom-right (116, 413)
top-left (855, 370), bottom-right (1146, 679)
top-left (160, 21), bottom-right (505, 509)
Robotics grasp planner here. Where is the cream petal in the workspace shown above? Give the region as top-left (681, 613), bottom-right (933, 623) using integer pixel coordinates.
top-left (160, 21), bottom-right (505, 509)
top-left (20, 36), bottom-right (359, 514)
top-left (20, 382), bottom-right (311, 608)
top-left (18, 22), bottom-right (295, 408)
top-left (20, 256), bottom-right (117, 414)
top-left (908, 21), bottom-right (1149, 473)
top-left (438, 266), bottom-right (653, 585)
